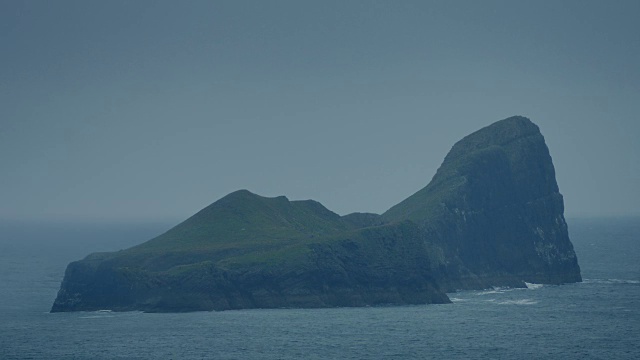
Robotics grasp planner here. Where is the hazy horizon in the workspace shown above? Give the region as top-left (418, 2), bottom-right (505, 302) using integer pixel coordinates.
top-left (2, 1), bottom-right (639, 222)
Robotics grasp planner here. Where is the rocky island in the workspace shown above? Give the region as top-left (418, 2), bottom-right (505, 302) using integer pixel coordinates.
top-left (51, 116), bottom-right (581, 312)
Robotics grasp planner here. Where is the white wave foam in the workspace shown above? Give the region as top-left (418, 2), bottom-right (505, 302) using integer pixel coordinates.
top-left (476, 290), bottom-right (500, 295)
top-left (492, 286), bottom-right (513, 291)
top-left (80, 315), bottom-right (114, 319)
top-left (584, 278), bottom-right (640, 285)
top-left (450, 297), bottom-right (467, 302)
top-left (78, 309), bottom-right (116, 319)
top-left (525, 282), bottom-right (543, 290)
top-left (498, 299), bottom-right (538, 305)
top-left (475, 286), bottom-right (520, 295)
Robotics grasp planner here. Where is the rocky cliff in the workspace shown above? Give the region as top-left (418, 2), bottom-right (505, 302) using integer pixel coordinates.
top-left (51, 116), bottom-right (581, 312)
top-left (384, 116), bottom-right (581, 290)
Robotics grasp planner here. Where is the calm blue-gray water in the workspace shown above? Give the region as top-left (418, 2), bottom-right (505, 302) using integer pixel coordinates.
top-left (0, 218), bottom-right (638, 359)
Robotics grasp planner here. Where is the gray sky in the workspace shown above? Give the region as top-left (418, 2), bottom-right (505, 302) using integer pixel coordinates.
top-left (1, 0), bottom-right (639, 221)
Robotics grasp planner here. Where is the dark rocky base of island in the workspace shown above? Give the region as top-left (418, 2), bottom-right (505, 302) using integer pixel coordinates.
top-left (51, 116), bottom-right (582, 313)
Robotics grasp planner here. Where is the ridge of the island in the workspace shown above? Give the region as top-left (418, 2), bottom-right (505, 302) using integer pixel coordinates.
top-left (51, 116), bottom-right (582, 312)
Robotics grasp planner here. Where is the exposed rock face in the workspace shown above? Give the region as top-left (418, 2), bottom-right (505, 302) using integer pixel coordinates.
top-left (383, 116), bottom-right (581, 290)
top-left (51, 116), bottom-right (581, 312)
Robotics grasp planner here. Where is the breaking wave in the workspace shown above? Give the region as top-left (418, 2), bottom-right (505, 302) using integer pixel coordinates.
top-left (450, 297), bottom-right (467, 302)
top-left (475, 287), bottom-right (518, 296)
top-left (525, 282), bottom-right (543, 290)
top-left (498, 299), bottom-right (538, 305)
top-left (584, 278), bottom-right (640, 285)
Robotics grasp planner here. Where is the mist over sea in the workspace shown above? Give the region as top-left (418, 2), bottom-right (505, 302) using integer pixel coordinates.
top-left (1, 217), bottom-right (638, 359)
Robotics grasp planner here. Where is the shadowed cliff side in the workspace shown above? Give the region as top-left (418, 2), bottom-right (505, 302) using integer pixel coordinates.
top-left (383, 116), bottom-right (581, 290)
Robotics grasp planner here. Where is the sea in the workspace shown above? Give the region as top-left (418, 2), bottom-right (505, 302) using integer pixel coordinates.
top-left (0, 217), bottom-right (638, 359)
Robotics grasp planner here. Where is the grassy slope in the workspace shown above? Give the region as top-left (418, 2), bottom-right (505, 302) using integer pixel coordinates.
top-left (81, 189), bottom-right (365, 273)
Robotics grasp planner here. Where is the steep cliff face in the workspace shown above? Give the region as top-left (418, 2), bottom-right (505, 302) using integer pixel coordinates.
top-left (383, 116), bottom-right (581, 289)
top-left (52, 116), bottom-right (581, 312)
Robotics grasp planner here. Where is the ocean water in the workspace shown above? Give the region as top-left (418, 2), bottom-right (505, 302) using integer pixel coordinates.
top-left (0, 218), bottom-right (638, 359)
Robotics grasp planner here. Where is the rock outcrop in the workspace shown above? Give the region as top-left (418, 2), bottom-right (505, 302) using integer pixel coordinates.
top-left (383, 116), bottom-right (581, 290)
top-left (51, 116), bottom-right (581, 312)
